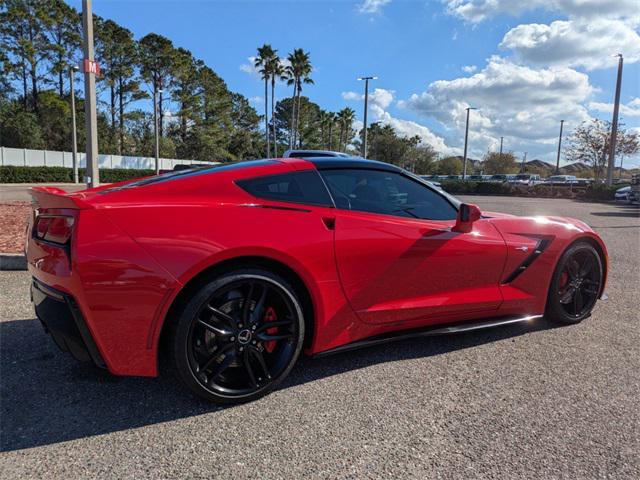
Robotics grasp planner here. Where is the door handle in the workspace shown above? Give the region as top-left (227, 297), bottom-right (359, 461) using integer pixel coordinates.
top-left (322, 217), bottom-right (336, 230)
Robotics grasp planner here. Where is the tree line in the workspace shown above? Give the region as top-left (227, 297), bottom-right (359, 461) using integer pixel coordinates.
top-left (1, 0), bottom-right (637, 174)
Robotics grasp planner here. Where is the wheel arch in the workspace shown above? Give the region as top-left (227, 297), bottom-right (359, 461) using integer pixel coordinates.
top-left (156, 255), bottom-right (318, 371)
top-left (577, 234), bottom-right (608, 297)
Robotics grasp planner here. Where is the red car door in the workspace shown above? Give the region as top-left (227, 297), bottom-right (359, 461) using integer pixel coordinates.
top-left (320, 168), bottom-right (507, 326)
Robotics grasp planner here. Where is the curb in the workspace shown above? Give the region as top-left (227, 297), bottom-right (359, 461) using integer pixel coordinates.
top-left (0, 253), bottom-right (27, 271)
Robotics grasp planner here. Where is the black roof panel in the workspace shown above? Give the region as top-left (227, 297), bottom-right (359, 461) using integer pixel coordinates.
top-left (307, 157), bottom-right (402, 172)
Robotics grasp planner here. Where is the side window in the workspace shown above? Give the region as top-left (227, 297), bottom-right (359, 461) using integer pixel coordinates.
top-left (320, 169), bottom-right (458, 220)
top-left (236, 170), bottom-right (333, 207)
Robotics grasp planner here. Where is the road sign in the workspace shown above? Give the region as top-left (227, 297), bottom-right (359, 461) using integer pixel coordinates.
top-left (83, 58), bottom-right (100, 76)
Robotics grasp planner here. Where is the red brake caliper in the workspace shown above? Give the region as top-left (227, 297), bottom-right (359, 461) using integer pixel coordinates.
top-left (263, 306), bottom-right (277, 353)
top-left (559, 271), bottom-right (569, 293)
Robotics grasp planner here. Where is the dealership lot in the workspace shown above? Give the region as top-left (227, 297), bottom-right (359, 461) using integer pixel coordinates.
top-left (1, 196), bottom-right (638, 479)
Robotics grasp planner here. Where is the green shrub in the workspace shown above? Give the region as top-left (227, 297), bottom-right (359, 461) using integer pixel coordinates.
top-left (475, 182), bottom-right (515, 195)
top-left (0, 166), bottom-right (153, 183)
top-left (439, 180), bottom-right (477, 194)
top-left (583, 184), bottom-right (620, 201)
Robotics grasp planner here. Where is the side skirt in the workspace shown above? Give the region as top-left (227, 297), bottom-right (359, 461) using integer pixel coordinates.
top-left (313, 314), bottom-right (543, 358)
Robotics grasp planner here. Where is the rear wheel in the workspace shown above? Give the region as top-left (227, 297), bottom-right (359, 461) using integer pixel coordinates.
top-left (545, 242), bottom-right (603, 324)
top-left (169, 268), bottom-right (305, 404)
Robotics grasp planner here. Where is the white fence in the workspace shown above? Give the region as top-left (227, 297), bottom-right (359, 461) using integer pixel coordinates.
top-left (0, 146), bottom-right (213, 170)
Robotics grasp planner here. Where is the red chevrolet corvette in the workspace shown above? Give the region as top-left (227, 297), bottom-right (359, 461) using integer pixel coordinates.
top-left (26, 157), bottom-right (607, 403)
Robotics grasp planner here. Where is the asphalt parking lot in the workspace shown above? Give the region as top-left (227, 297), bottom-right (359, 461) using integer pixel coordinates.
top-left (1, 195), bottom-right (639, 479)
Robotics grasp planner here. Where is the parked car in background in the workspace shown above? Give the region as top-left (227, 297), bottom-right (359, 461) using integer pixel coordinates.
top-left (546, 175), bottom-right (579, 185)
top-left (467, 174), bottom-right (489, 182)
top-left (614, 185), bottom-right (632, 202)
top-left (509, 174), bottom-right (541, 186)
top-left (283, 149), bottom-right (351, 159)
top-left (631, 174), bottom-right (640, 203)
top-left (574, 178), bottom-right (594, 186)
top-left (489, 174), bottom-right (509, 183)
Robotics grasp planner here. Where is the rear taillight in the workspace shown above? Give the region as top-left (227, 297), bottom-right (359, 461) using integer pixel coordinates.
top-left (34, 215), bottom-right (74, 245)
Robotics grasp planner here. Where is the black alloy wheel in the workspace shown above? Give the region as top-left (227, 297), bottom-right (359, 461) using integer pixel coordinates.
top-left (546, 242), bottom-right (603, 324)
top-left (170, 269), bottom-right (305, 403)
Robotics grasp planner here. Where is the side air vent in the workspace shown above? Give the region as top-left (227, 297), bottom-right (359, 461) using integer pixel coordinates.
top-left (502, 239), bottom-right (551, 284)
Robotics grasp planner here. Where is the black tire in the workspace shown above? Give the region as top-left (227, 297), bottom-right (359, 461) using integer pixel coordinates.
top-left (168, 268), bottom-right (305, 404)
top-left (545, 241), bottom-right (603, 325)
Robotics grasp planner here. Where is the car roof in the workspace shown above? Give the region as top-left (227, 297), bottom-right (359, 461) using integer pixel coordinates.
top-left (304, 156), bottom-right (402, 172)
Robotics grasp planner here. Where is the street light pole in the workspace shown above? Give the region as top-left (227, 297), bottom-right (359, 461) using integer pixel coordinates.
top-left (358, 76), bottom-right (377, 159)
top-left (153, 83), bottom-right (161, 175)
top-left (81, 0), bottom-right (99, 187)
top-left (521, 152), bottom-right (527, 173)
top-left (555, 119), bottom-right (565, 175)
top-left (606, 54), bottom-right (623, 186)
top-left (462, 107), bottom-right (476, 180)
top-left (499, 136), bottom-right (504, 160)
top-left (69, 66), bottom-right (79, 184)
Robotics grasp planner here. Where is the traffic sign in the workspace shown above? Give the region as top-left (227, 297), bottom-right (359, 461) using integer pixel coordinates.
top-left (83, 58), bottom-right (101, 76)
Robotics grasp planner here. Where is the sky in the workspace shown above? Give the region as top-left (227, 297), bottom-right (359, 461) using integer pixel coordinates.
top-left (68, 0), bottom-right (640, 166)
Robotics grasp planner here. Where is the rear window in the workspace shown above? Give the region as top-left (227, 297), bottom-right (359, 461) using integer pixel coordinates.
top-left (99, 160), bottom-right (277, 193)
top-left (236, 170), bottom-right (333, 207)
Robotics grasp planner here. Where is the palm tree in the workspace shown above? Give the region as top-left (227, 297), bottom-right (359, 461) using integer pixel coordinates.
top-left (255, 44), bottom-right (276, 157)
top-left (285, 48), bottom-right (313, 148)
top-left (318, 110), bottom-right (331, 149)
top-left (268, 53), bottom-right (286, 157)
top-left (337, 107), bottom-right (356, 151)
top-left (327, 112), bottom-right (336, 150)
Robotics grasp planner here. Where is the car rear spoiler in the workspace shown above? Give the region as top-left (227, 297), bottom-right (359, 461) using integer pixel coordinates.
top-left (30, 187), bottom-right (93, 210)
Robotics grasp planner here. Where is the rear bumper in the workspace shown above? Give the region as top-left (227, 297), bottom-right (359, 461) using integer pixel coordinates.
top-left (31, 278), bottom-right (105, 368)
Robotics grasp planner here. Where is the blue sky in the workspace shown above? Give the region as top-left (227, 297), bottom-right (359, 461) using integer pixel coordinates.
top-left (69, 0), bottom-right (640, 166)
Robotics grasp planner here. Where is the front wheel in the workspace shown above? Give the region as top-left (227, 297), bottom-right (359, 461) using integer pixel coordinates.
top-left (169, 268), bottom-right (305, 404)
top-left (545, 241), bottom-right (603, 324)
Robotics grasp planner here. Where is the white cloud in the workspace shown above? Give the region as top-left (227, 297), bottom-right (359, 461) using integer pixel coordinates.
top-left (249, 96), bottom-right (264, 104)
top-left (341, 88), bottom-right (394, 109)
top-left (240, 56), bottom-right (258, 75)
top-left (443, 0), bottom-right (640, 23)
top-left (342, 91), bottom-right (362, 101)
top-left (343, 88), bottom-right (452, 153)
top-left (358, 0), bottom-right (392, 14)
top-left (401, 56), bottom-right (595, 159)
top-left (589, 97), bottom-right (640, 117)
top-left (500, 19), bottom-right (640, 70)
top-left (462, 65), bottom-right (477, 73)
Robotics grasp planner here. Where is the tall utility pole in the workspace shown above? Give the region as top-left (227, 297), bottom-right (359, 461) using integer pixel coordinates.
top-left (555, 119), bottom-right (565, 174)
top-left (69, 66), bottom-right (79, 184)
top-left (81, 0), bottom-right (99, 187)
top-left (153, 82), bottom-right (161, 175)
top-left (521, 152), bottom-right (527, 173)
top-left (499, 137), bottom-right (504, 158)
top-left (462, 107), bottom-right (476, 180)
top-left (358, 76), bottom-right (377, 159)
top-left (606, 54), bottom-right (623, 186)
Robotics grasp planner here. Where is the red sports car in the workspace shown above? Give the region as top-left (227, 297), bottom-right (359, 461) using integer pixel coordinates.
top-left (26, 157), bottom-right (607, 403)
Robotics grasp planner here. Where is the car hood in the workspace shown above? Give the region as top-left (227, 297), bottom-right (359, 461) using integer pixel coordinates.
top-left (486, 213), bottom-right (594, 236)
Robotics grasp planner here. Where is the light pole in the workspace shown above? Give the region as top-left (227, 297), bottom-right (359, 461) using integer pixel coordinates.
top-left (462, 107), bottom-right (476, 180)
top-left (499, 136), bottom-right (504, 158)
top-left (69, 65), bottom-right (79, 184)
top-left (81, 0), bottom-right (99, 187)
top-left (521, 152), bottom-right (527, 173)
top-left (555, 119), bottom-right (565, 174)
top-left (358, 76), bottom-right (377, 158)
top-left (606, 53), bottom-right (623, 186)
top-left (153, 83), bottom-right (162, 175)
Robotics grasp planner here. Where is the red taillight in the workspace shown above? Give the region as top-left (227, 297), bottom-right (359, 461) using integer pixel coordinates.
top-left (34, 215), bottom-right (74, 245)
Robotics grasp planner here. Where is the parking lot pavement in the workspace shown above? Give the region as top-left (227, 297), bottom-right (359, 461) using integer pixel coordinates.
top-left (1, 196), bottom-right (638, 479)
